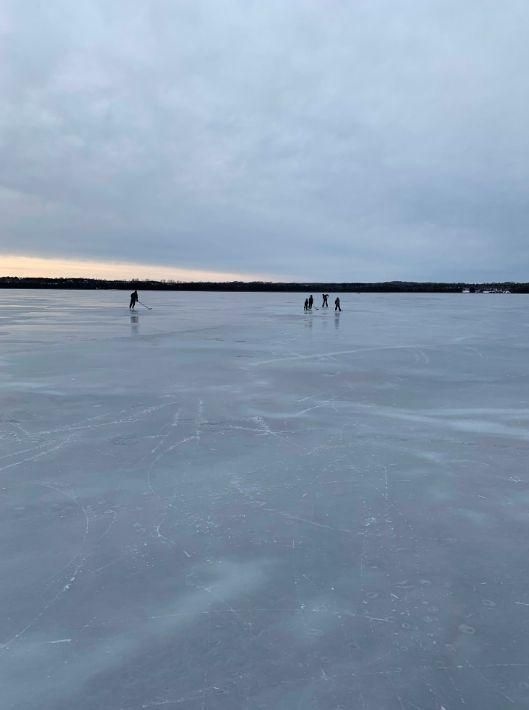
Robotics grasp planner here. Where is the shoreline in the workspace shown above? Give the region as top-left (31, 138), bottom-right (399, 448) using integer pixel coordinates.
top-left (0, 278), bottom-right (524, 293)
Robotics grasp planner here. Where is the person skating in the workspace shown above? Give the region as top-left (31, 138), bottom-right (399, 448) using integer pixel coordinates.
top-left (129, 290), bottom-right (139, 310)
top-left (304, 298), bottom-right (309, 312)
top-left (322, 294), bottom-right (329, 308)
top-left (334, 297), bottom-right (341, 312)
top-left (308, 295), bottom-right (314, 310)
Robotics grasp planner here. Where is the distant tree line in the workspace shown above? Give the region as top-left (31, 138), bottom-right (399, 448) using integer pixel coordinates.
top-left (0, 277), bottom-right (527, 292)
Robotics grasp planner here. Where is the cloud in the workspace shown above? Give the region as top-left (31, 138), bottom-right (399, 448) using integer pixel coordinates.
top-left (1, 0), bottom-right (528, 280)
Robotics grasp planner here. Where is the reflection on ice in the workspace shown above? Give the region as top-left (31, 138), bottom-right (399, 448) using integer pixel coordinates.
top-left (1, 290), bottom-right (529, 709)
top-left (130, 312), bottom-right (139, 335)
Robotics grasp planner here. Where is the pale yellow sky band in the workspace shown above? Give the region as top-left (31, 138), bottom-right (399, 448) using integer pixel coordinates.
top-left (0, 254), bottom-right (268, 282)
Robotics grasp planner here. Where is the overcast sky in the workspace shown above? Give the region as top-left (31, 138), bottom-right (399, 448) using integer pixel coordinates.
top-left (1, 0), bottom-right (529, 281)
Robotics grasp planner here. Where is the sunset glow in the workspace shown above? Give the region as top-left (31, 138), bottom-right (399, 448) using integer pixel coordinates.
top-left (0, 254), bottom-right (267, 282)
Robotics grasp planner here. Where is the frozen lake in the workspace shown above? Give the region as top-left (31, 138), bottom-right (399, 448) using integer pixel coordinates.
top-left (1, 289), bottom-right (529, 709)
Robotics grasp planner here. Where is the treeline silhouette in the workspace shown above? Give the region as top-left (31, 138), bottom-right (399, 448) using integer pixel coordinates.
top-left (0, 277), bottom-right (527, 292)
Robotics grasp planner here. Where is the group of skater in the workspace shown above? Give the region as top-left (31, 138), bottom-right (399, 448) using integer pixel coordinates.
top-left (304, 293), bottom-right (341, 312)
top-left (130, 289), bottom-right (341, 313)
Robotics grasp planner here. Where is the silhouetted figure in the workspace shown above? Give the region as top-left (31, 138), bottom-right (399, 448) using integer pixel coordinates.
top-left (129, 290), bottom-right (138, 310)
top-left (322, 294), bottom-right (329, 308)
top-left (308, 295), bottom-right (314, 310)
top-left (304, 298), bottom-right (309, 312)
top-left (334, 297), bottom-right (341, 312)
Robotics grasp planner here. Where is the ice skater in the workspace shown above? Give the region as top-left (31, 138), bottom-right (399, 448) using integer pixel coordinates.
top-left (304, 298), bottom-right (309, 312)
top-left (322, 294), bottom-right (329, 308)
top-left (308, 295), bottom-right (314, 310)
top-left (129, 290), bottom-right (139, 310)
top-left (334, 297), bottom-right (341, 312)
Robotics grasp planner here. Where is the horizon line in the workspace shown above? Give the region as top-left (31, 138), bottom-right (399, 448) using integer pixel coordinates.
top-left (0, 276), bottom-right (523, 286)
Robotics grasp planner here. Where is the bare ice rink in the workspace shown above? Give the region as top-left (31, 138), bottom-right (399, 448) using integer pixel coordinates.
top-left (2, 289), bottom-right (529, 710)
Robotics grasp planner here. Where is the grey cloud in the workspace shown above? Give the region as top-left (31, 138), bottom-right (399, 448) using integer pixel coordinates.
top-left (1, 0), bottom-right (529, 280)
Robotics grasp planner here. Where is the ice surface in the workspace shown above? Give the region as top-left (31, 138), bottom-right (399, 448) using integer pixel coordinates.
top-left (1, 289), bottom-right (529, 709)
